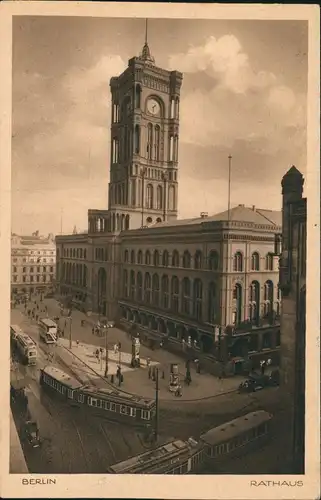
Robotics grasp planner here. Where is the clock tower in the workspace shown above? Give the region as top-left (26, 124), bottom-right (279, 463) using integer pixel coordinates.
top-left (108, 25), bottom-right (183, 231)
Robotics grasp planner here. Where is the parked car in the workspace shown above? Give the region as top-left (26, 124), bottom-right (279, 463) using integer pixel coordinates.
top-left (22, 420), bottom-right (41, 448)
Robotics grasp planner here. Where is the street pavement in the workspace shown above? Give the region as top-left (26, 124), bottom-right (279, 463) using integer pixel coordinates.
top-left (10, 295), bottom-right (290, 474)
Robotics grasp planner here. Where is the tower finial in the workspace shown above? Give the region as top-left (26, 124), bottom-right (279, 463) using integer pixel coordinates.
top-left (139, 18), bottom-right (155, 65)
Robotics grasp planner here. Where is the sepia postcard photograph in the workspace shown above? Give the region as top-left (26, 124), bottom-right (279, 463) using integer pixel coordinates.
top-left (0, 2), bottom-right (320, 499)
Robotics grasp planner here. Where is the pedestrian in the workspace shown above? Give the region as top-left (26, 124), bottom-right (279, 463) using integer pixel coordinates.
top-left (92, 327), bottom-right (95, 335)
top-left (61, 329), bottom-right (64, 338)
top-left (76, 340), bottom-right (79, 347)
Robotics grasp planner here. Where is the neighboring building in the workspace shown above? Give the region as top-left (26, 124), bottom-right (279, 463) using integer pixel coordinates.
top-left (56, 36), bottom-right (282, 374)
top-left (11, 231), bottom-right (56, 296)
top-left (277, 166), bottom-right (306, 473)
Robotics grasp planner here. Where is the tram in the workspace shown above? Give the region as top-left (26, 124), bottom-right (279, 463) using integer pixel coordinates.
top-left (108, 438), bottom-right (204, 474)
top-left (39, 365), bottom-right (156, 428)
top-left (108, 410), bottom-right (273, 474)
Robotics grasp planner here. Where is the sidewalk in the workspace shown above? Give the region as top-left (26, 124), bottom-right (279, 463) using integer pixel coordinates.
top-left (14, 298), bottom-right (242, 401)
top-left (56, 338), bottom-right (240, 401)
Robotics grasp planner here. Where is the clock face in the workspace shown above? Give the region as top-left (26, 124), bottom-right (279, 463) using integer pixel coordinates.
top-left (147, 99), bottom-right (160, 116)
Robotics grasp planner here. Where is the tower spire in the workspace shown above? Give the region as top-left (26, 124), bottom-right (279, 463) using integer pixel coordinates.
top-left (139, 18), bottom-right (155, 65)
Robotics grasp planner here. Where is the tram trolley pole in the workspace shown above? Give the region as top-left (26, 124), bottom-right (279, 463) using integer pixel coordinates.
top-left (154, 367), bottom-right (159, 442)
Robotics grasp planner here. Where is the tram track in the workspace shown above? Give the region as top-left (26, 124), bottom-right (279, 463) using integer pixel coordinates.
top-left (99, 422), bottom-right (117, 464)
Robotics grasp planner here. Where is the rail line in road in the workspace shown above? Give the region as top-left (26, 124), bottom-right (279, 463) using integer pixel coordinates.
top-left (99, 422), bottom-right (117, 464)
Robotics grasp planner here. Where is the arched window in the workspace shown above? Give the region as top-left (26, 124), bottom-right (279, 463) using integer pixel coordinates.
top-left (130, 250), bottom-right (135, 264)
top-left (154, 125), bottom-right (160, 160)
top-left (123, 270), bottom-right (128, 298)
top-left (152, 274), bottom-right (160, 306)
top-left (146, 184), bottom-right (153, 209)
top-left (162, 250), bottom-right (169, 267)
top-left (134, 125), bottom-right (140, 154)
top-left (174, 135), bottom-right (179, 162)
top-left (137, 250), bottom-right (143, 264)
top-left (193, 279), bottom-right (203, 321)
top-left (233, 283), bottom-right (243, 325)
top-left (263, 280), bottom-right (274, 316)
top-left (112, 138), bottom-right (119, 164)
top-left (137, 272), bottom-right (143, 301)
top-left (153, 250), bottom-right (160, 266)
top-left (233, 252), bottom-right (243, 272)
top-left (265, 253), bottom-right (274, 271)
top-left (156, 185), bottom-right (163, 210)
top-left (175, 97), bottom-right (180, 119)
top-left (145, 250), bottom-right (151, 265)
top-left (194, 250), bottom-right (202, 270)
top-left (135, 84), bottom-right (141, 108)
top-left (168, 185), bottom-right (175, 210)
top-left (208, 250), bottom-right (219, 271)
top-left (147, 123), bottom-right (153, 160)
top-left (144, 273), bottom-right (151, 303)
top-left (125, 214), bottom-right (130, 230)
top-left (171, 276), bottom-right (179, 313)
top-left (171, 250), bottom-right (179, 267)
top-left (182, 277), bottom-right (191, 315)
top-left (124, 250), bottom-right (129, 263)
top-left (129, 270), bottom-right (135, 299)
top-left (208, 282), bottom-right (217, 324)
top-left (161, 275), bottom-right (169, 309)
top-left (249, 281), bottom-right (260, 325)
top-left (169, 135), bottom-right (174, 161)
top-left (182, 251), bottom-right (191, 269)
top-left (251, 252), bottom-right (260, 271)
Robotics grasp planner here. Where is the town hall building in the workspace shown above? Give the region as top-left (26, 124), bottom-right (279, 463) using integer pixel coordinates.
top-left (56, 36), bottom-right (282, 373)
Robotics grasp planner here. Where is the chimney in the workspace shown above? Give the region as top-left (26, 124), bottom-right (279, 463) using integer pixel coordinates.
top-left (200, 212), bottom-right (208, 218)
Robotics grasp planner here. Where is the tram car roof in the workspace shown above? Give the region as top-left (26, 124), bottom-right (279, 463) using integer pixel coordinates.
top-left (109, 439), bottom-right (200, 474)
top-left (41, 365), bottom-right (83, 390)
top-left (81, 385), bottom-right (155, 408)
top-left (200, 410), bottom-right (273, 447)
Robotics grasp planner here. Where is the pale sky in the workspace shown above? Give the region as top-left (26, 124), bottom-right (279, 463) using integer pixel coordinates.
top-left (11, 17), bottom-right (308, 235)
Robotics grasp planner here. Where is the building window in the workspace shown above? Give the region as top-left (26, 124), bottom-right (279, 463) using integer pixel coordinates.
top-left (182, 251), bottom-right (191, 269)
top-left (208, 251), bottom-right (219, 271)
top-left (208, 282), bottom-right (217, 323)
top-left (263, 280), bottom-right (274, 316)
top-left (130, 250), bottom-right (135, 264)
top-left (145, 250), bottom-right (151, 265)
top-left (30, 276), bottom-right (34, 282)
top-left (162, 250), bottom-right (169, 267)
top-left (156, 185), bottom-right (163, 210)
top-left (13, 276), bottom-right (17, 282)
top-left (137, 250), bottom-right (143, 264)
top-left (137, 272), bottom-right (143, 301)
top-left (193, 279), bottom-right (203, 320)
top-left (251, 252), bottom-right (260, 271)
top-left (233, 283), bottom-right (243, 325)
top-left (154, 125), bottom-right (160, 161)
top-left (23, 276), bottom-right (26, 283)
top-left (171, 276), bottom-right (179, 313)
top-left (249, 281), bottom-right (260, 325)
top-left (153, 250), bottom-right (159, 266)
top-left (124, 250), bottom-right (129, 263)
top-left (265, 253), bottom-right (273, 271)
top-left (161, 275), bottom-right (169, 309)
top-left (194, 250), bottom-right (202, 270)
top-left (129, 270), bottom-right (135, 300)
top-left (171, 250), bottom-right (179, 267)
top-left (152, 274), bottom-right (160, 306)
top-left (147, 123), bottom-right (153, 160)
top-left (182, 277), bottom-right (191, 315)
top-left (134, 125), bottom-right (140, 154)
top-left (123, 270), bottom-right (128, 298)
top-left (13, 266), bottom-right (17, 273)
top-left (233, 252), bottom-right (243, 272)
top-left (146, 184), bottom-right (153, 209)
top-left (144, 273), bottom-right (151, 303)
top-left (37, 266), bottom-right (40, 272)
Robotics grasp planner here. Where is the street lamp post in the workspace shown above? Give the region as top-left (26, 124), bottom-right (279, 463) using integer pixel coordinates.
top-left (118, 342), bottom-right (122, 386)
top-left (68, 316), bottom-right (72, 349)
top-left (104, 325), bottom-right (108, 378)
top-left (154, 367), bottom-right (159, 442)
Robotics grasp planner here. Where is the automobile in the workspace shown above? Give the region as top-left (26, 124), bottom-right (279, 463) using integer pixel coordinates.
top-left (22, 420), bottom-right (41, 448)
top-left (238, 379), bottom-right (264, 393)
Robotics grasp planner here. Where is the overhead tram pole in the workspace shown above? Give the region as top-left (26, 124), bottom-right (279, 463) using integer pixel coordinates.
top-left (154, 367), bottom-right (159, 443)
top-left (225, 155), bottom-right (233, 329)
